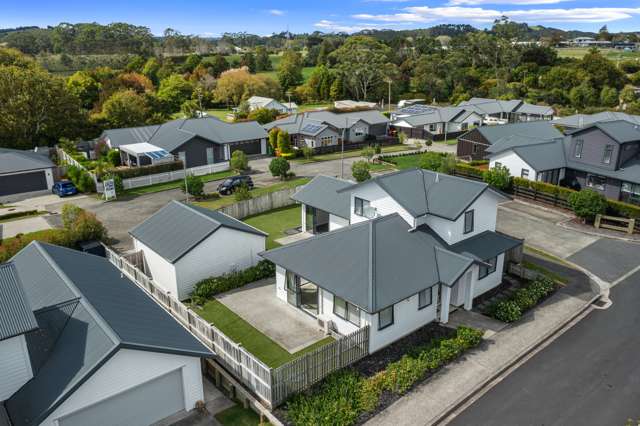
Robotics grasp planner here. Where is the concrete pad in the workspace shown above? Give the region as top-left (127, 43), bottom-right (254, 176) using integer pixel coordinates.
top-left (215, 279), bottom-right (327, 353)
top-left (275, 231), bottom-right (313, 246)
top-left (448, 309), bottom-right (507, 336)
top-left (501, 200), bottom-right (572, 222)
top-left (568, 239), bottom-right (640, 283)
top-left (0, 216), bottom-right (52, 239)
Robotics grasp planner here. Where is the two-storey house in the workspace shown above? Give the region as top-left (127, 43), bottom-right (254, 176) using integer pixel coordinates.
top-left (261, 169), bottom-right (522, 353)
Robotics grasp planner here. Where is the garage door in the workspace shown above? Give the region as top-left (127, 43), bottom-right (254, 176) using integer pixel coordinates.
top-left (58, 369), bottom-right (185, 426)
top-left (0, 171), bottom-right (47, 196)
top-left (230, 140), bottom-right (262, 155)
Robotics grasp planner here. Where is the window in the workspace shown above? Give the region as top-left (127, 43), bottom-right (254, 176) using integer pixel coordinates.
top-left (418, 288), bottom-right (433, 310)
top-left (479, 257), bottom-right (497, 280)
top-left (206, 147), bottom-right (214, 165)
top-left (178, 151), bottom-right (186, 165)
top-left (320, 136), bottom-right (333, 147)
top-left (602, 145), bottom-right (614, 165)
top-left (354, 127), bottom-right (365, 136)
top-left (464, 210), bottom-right (474, 234)
top-left (472, 143), bottom-right (479, 154)
top-left (428, 123), bottom-right (437, 132)
top-left (461, 122), bottom-right (469, 131)
top-left (494, 161), bottom-right (502, 168)
top-left (574, 139), bottom-right (583, 158)
top-left (521, 169), bottom-right (530, 178)
top-left (378, 305), bottom-right (394, 330)
top-left (333, 296), bottom-right (361, 326)
top-left (622, 182), bottom-right (640, 195)
top-left (586, 174), bottom-right (606, 191)
top-left (354, 197), bottom-right (370, 217)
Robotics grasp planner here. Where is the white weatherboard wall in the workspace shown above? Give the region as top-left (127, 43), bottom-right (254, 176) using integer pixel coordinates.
top-left (473, 254), bottom-right (505, 297)
top-left (174, 227), bottom-right (265, 300)
top-left (134, 239), bottom-right (178, 297)
top-left (41, 349), bottom-right (203, 425)
top-left (329, 214), bottom-right (349, 231)
top-left (319, 288), bottom-right (361, 336)
top-left (349, 182), bottom-right (414, 226)
top-left (490, 150), bottom-right (537, 181)
top-left (0, 334), bottom-right (33, 400)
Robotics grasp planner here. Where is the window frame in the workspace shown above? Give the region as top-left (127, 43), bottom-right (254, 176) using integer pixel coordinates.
top-left (574, 139), bottom-right (583, 158)
top-left (521, 168), bottom-right (530, 178)
top-left (479, 257), bottom-right (497, 280)
top-left (333, 295), bottom-right (361, 327)
top-left (586, 174), bottom-right (606, 191)
top-left (354, 197), bottom-right (370, 217)
top-left (602, 144), bottom-right (614, 165)
top-left (418, 287), bottom-right (433, 310)
top-left (378, 305), bottom-right (394, 330)
top-left (463, 210), bottom-right (474, 234)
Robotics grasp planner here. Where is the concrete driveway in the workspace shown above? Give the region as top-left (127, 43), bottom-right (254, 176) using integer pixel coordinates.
top-left (0, 216), bottom-right (52, 239)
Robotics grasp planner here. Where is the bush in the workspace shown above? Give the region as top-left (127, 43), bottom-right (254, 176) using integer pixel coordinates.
top-left (280, 152), bottom-right (296, 160)
top-left (351, 161), bottom-right (371, 182)
top-left (491, 300), bottom-right (522, 323)
top-left (190, 260), bottom-right (275, 303)
top-left (230, 150), bottom-right (249, 172)
top-left (454, 162), bottom-right (484, 179)
top-left (103, 173), bottom-right (123, 194)
top-left (568, 189), bottom-right (607, 221)
top-left (106, 149), bottom-right (121, 167)
top-left (75, 170), bottom-right (96, 193)
top-left (374, 144), bottom-right (382, 154)
top-left (483, 164), bottom-right (512, 190)
top-left (61, 204), bottom-right (107, 242)
top-left (489, 276), bottom-right (557, 323)
top-left (109, 161), bottom-right (183, 179)
top-left (269, 157), bottom-right (290, 180)
top-left (361, 146), bottom-right (375, 162)
top-left (234, 183), bottom-right (252, 201)
top-left (419, 152), bottom-right (444, 171)
top-left (302, 146), bottom-right (314, 160)
top-left (181, 174), bottom-right (204, 196)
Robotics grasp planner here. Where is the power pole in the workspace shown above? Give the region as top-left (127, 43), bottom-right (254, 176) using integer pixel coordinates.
top-left (341, 118), bottom-right (348, 179)
top-left (387, 78), bottom-right (392, 113)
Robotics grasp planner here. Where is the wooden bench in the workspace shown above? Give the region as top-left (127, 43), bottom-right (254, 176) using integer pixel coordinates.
top-left (595, 214), bottom-right (636, 235)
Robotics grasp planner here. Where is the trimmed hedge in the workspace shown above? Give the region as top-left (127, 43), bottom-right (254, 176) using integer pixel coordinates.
top-left (109, 161), bottom-right (184, 179)
top-left (488, 276), bottom-right (556, 323)
top-left (286, 326), bottom-right (483, 426)
top-left (190, 260), bottom-right (275, 304)
top-left (454, 162), bottom-right (485, 179)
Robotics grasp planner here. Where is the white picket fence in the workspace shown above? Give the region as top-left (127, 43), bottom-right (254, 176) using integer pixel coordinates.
top-left (121, 161), bottom-right (230, 190)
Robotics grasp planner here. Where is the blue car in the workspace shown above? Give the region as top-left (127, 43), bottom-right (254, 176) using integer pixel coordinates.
top-left (52, 181), bottom-right (78, 197)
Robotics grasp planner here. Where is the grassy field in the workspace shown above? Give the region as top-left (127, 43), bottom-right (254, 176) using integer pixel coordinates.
top-left (215, 404), bottom-right (270, 426)
top-left (243, 205), bottom-right (300, 249)
top-left (193, 299), bottom-right (333, 367)
top-left (256, 66), bottom-right (316, 83)
top-left (120, 170), bottom-right (236, 196)
top-left (556, 47), bottom-right (640, 61)
top-left (382, 152), bottom-right (427, 170)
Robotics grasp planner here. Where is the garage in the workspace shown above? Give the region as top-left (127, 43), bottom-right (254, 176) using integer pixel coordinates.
top-left (57, 369), bottom-right (185, 426)
top-left (0, 171), bottom-right (48, 196)
top-left (229, 139), bottom-right (262, 155)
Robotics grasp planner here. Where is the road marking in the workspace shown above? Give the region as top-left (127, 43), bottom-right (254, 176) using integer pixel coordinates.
top-left (610, 264), bottom-right (640, 288)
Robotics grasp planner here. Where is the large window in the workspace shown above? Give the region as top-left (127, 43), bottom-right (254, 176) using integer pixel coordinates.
top-left (354, 197), bottom-right (370, 217)
top-left (333, 296), bottom-right (361, 326)
top-left (586, 174), bottom-right (606, 191)
top-left (206, 147), bottom-right (214, 165)
top-left (602, 145), bottom-right (614, 165)
top-left (378, 305), bottom-right (394, 330)
top-left (574, 139), bottom-right (583, 158)
top-left (464, 210), bottom-right (474, 234)
top-left (418, 288), bottom-right (433, 310)
top-left (479, 257), bottom-right (497, 280)
top-left (320, 136), bottom-right (333, 147)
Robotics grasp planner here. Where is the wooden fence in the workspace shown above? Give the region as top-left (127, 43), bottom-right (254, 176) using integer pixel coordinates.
top-left (104, 245), bottom-right (370, 408)
top-left (218, 186), bottom-right (300, 219)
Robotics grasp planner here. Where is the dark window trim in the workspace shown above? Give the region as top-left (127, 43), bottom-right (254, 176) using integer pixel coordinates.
top-left (333, 295), bottom-right (361, 327)
top-left (378, 305), bottom-right (394, 330)
top-left (463, 210), bottom-right (474, 234)
top-left (574, 139), bottom-right (583, 158)
top-left (602, 144), bottom-right (614, 165)
top-left (354, 197), bottom-right (369, 217)
top-left (418, 288), bottom-right (433, 310)
top-left (521, 168), bottom-right (529, 178)
top-left (479, 257), bottom-right (497, 280)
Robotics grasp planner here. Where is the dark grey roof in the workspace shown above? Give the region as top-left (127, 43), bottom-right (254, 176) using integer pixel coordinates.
top-left (265, 110), bottom-right (388, 134)
top-left (291, 176), bottom-right (352, 219)
top-left (567, 120), bottom-right (640, 144)
top-left (471, 121), bottom-right (563, 145)
top-left (6, 242), bottom-right (212, 426)
top-left (338, 168), bottom-right (508, 221)
top-left (261, 214), bottom-right (476, 313)
top-left (102, 124), bottom-right (160, 147)
top-left (264, 114), bottom-right (330, 136)
top-left (487, 135), bottom-right (567, 172)
top-left (553, 111), bottom-right (640, 128)
top-left (0, 148), bottom-right (54, 174)
top-left (451, 231), bottom-right (523, 262)
top-left (130, 201), bottom-right (266, 263)
top-left (457, 98), bottom-right (553, 117)
top-left (395, 106), bottom-right (471, 127)
top-left (0, 263), bottom-right (38, 341)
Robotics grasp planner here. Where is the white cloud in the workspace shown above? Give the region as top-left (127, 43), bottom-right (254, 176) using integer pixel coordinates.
top-left (314, 19), bottom-right (402, 33)
top-left (448, 0), bottom-right (570, 4)
top-left (268, 9), bottom-right (286, 16)
top-left (353, 6), bottom-right (640, 24)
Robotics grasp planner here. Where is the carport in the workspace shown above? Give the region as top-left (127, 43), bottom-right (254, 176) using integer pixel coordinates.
top-left (119, 142), bottom-right (174, 167)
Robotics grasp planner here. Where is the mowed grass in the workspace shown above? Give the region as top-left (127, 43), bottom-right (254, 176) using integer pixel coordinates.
top-left (194, 299), bottom-right (333, 368)
top-left (556, 47), bottom-right (640, 60)
top-left (120, 170), bottom-right (237, 196)
top-left (381, 152), bottom-right (428, 170)
top-left (215, 404), bottom-right (270, 426)
top-left (243, 204), bottom-right (301, 249)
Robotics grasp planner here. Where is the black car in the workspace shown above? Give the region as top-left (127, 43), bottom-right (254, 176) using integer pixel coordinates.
top-left (217, 175), bottom-right (254, 195)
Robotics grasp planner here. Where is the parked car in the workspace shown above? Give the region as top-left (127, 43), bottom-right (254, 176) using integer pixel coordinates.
top-left (217, 175), bottom-right (254, 195)
top-left (52, 181), bottom-right (78, 197)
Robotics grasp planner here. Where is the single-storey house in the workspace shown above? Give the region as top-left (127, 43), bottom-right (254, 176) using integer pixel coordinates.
top-left (392, 106), bottom-right (483, 141)
top-left (100, 117), bottom-right (268, 169)
top-left (553, 111), bottom-right (640, 130)
top-left (246, 96), bottom-right (297, 114)
top-left (261, 168), bottom-right (522, 353)
top-left (0, 148), bottom-right (55, 202)
top-left (264, 110), bottom-right (389, 151)
top-left (130, 201), bottom-right (267, 300)
top-left (0, 241), bottom-right (211, 426)
top-left (457, 120), bottom-right (563, 161)
top-left (457, 98), bottom-right (554, 124)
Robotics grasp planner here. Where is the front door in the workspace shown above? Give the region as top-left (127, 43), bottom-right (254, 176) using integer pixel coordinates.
top-left (286, 271), bottom-right (300, 307)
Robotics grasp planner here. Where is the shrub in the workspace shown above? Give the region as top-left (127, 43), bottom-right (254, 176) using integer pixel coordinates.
top-left (75, 171), bottom-right (96, 193)
top-left (607, 199), bottom-right (640, 219)
top-left (361, 146), bottom-right (375, 162)
top-left (277, 130), bottom-right (292, 154)
top-left (234, 183), bottom-right (252, 201)
top-left (491, 300), bottom-right (522, 323)
top-left (398, 132), bottom-right (407, 144)
top-left (230, 150), bottom-right (249, 172)
top-left (181, 174), bottom-right (204, 196)
top-left (269, 157), bottom-right (290, 180)
top-left (419, 152), bottom-right (444, 171)
top-left (454, 162), bottom-right (484, 179)
top-left (351, 160), bottom-right (371, 182)
top-left (280, 152), bottom-right (296, 160)
top-left (69, 210), bottom-right (107, 242)
top-left (109, 161), bottom-right (183, 179)
top-left (107, 149), bottom-right (121, 167)
top-left (374, 144), bottom-right (382, 154)
top-left (66, 165), bottom-right (81, 182)
top-left (483, 164), bottom-right (512, 190)
top-left (302, 146), bottom-right (314, 160)
top-left (568, 189), bottom-right (607, 221)
top-left (103, 173), bottom-right (123, 194)
top-left (190, 260), bottom-right (275, 303)
top-left (489, 276), bottom-right (556, 323)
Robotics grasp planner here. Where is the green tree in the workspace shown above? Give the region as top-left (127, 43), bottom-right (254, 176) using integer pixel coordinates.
top-left (255, 46), bottom-right (272, 72)
top-left (420, 152), bottom-right (444, 172)
top-left (240, 51), bottom-right (257, 73)
top-left (351, 160), bottom-right (371, 182)
top-left (157, 74), bottom-right (194, 112)
top-left (181, 174), bottom-right (204, 196)
top-left (142, 57), bottom-right (161, 85)
top-left (568, 189), bottom-right (607, 222)
top-left (483, 164), bottom-right (512, 190)
top-left (277, 50), bottom-right (303, 92)
top-left (569, 82), bottom-right (597, 110)
top-left (230, 150), bottom-right (249, 171)
top-left (66, 71), bottom-right (101, 109)
top-left (599, 86), bottom-right (618, 107)
top-left (247, 107), bottom-right (279, 125)
top-left (361, 146), bottom-right (375, 163)
top-left (126, 55), bottom-right (145, 72)
top-left (202, 54), bottom-right (229, 78)
top-left (269, 157), bottom-right (290, 180)
top-left (234, 182), bottom-right (253, 201)
top-left (277, 130), bottom-right (291, 154)
top-left (100, 89), bottom-right (149, 128)
top-left (268, 128), bottom-right (280, 152)
top-left (183, 53), bottom-right (202, 73)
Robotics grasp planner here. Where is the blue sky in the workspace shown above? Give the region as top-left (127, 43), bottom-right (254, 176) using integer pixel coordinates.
top-left (2, 0), bottom-right (640, 36)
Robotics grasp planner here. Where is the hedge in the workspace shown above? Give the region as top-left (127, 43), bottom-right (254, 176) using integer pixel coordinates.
top-left (286, 326), bottom-right (483, 426)
top-left (190, 260), bottom-right (275, 304)
top-left (454, 162), bottom-right (485, 179)
top-left (488, 276), bottom-right (556, 323)
top-left (109, 160), bottom-right (184, 179)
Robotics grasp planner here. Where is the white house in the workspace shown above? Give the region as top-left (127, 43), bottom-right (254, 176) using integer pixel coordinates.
top-left (247, 96), bottom-right (297, 114)
top-left (261, 168), bottom-right (522, 353)
top-left (1, 242), bottom-right (212, 426)
top-left (130, 201), bottom-right (267, 300)
top-left (0, 148), bottom-right (55, 203)
top-left (392, 106), bottom-right (483, 141)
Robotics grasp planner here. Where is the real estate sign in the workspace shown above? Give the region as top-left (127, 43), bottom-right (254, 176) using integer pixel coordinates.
top-left (104, 179), bottom-right (116, 200)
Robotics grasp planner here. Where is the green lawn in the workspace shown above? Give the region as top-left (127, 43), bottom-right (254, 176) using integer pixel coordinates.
top-left (120, 170), bottom-right (237, 196)
top-left (205, 108), bottom-right (234, 122)
top-left (215, 404), bottom-right (270, 426)
top-left (256, 66), bottom-right (316, 83)
top-left (194, 177), bottom-right (311, 210)
top-left (382, 152), bottom-right (428, 170)
top-left (243, 205), bottom-right (300, 249)
top-left (556, 47), bottom-right (640, 60)
top-left (294, 144), bottom-right (415, 164)
top-left (433, 138), bottom-right (458, 146)
top-left (194, 299), bottom-right (333, 367)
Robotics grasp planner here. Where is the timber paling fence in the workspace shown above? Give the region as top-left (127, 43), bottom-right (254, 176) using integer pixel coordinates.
top-left (104, 245), bottom-right (369, 408)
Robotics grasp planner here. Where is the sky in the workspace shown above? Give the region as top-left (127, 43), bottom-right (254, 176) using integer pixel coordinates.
top-left (2, 0), bottom-right (640, 36)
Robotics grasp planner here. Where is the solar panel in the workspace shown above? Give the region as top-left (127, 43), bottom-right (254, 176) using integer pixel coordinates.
top-left (399, 104), bottom-right (436, 115)
top-left (145, 150), bottom-right (171, 160)
top-left (302, 124), bottom-right (323, 133)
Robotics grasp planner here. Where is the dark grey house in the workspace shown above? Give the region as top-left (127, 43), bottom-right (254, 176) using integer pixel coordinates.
top-left (100, 117), bottom-right (268, 168)
top-left (0, 148), bottom-right (55, 202)
top-left (553, 111), bottom-right (640, 130)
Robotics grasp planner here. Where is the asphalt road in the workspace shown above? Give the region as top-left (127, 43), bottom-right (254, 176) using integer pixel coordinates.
top-left (448, 268), bottom-right (640, 426)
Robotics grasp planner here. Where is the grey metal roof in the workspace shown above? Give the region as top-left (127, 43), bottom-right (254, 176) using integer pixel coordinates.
top-left (130, 201), bottom-right (266, 263)
top-left (291, 176), bottom-right (353, 219)
top-left (567, 120), bottom-right (640, 144)
top-left (457, 98), bottom-right (553, 117)
top-left (0, 263), bottom-right (37, 341)
top-left (6, 242), bottom-right (212, 426)
top-left (487, 135), bottom-right (567, 172)
top-left (102, 125), bottom-right (160, 147)
top-left (473, 120), bottom-right (563, 145)
top-left (395, 106), bottom-right (470, 127)
top-left (0, 148), bottom-right (54, 174)
top-left (450, 231), bottom-right (523, 262)
top-left (553, 111), bottom-right (640, 128)
top-left (261, 214), bottom-right (477, 313)
top-left (265, 110), bottom-right (389, 134)
top-left (264, 115), bottom-right (330, 136)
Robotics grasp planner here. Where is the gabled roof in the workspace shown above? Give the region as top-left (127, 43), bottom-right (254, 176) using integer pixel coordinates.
top-left (264, 114), bottom-right (330, 136)
top-left (6, 242), bottom-right (211, 426)
top-left (261, 214), bottom-right (475, 313)
top-left (567, 120), bottom-right (640, 144)
top-left (0, 148), bottom-right (54, 174)
top-left (291, 176), bottom-right (353, 219)
top-left (265, 110), bottom-right (389, 134)
top-left (553, 111), bottom-right (640, 128)
top-left (130, 201), bottom-right (267, 263)
top-left (457, 98), bottom-right (553, 117)
top-left (487, 134), bottom-right (568, 171)
top-left (0, 263), bottom-right (38, 341)
top-left (471, 120), bottom-right (563, 145)
top-left (338, 168), bottom-right (509, 221)
top-left (396, 106), bottom-right (472, 127)
top-left (450, 230), bottom-right (523, 262)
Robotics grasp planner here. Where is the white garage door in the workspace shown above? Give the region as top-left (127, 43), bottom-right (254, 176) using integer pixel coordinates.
top-left (58, 369), bottom-right (185, 426)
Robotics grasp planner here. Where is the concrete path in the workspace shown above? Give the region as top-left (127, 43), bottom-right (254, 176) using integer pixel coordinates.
top-left (0, 216), bottom-right (52, 239)
top-left (366, 258), bottom-right (596, 426)
top-left (158, 377), bottom-right (233, 426)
